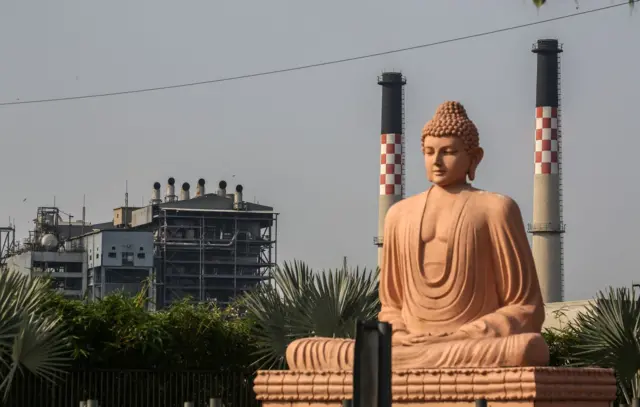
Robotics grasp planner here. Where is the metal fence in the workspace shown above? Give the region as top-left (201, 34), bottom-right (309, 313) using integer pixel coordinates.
top-left (2, 369), bottom-right (258, 407)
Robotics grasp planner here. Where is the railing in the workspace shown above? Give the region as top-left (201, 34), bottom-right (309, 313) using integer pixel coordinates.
top-left (2, 369), bottom-right (257, 407)
top-left (526, 222), bottom-right (566, 233)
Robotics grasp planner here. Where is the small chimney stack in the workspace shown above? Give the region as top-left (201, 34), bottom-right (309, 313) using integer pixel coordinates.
top-left (196, 178), bottom-right (206, 197)
top-left (217, 180), bottom-right (227, 196)
top-left (180, 182), bottom-right (191, 201)
top-left (150, 182), bottom-right (162, 205)
top-left (233, 184), bottom-right (244, 210)
top-left (165, 177), bottom-right (177, 202)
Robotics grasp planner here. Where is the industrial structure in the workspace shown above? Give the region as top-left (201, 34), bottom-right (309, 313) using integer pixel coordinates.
top-left (129, 178), bottom-right (278, 308)
top-left (82, 229), bottom-right (154, 301)
top-left (0, 225), bottom-right (15, 268)
top-left (2, 177), bottom-right (277, 307)
top-left (374, 72), bottom-right (406, 267)
top-left (528, 38), bottom-right (565, 303)
top-left (4, 207), bottom-right (87, 298)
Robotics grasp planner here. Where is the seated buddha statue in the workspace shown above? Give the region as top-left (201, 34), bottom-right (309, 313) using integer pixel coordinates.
top-left (286, 101), bottom-right (550, 370)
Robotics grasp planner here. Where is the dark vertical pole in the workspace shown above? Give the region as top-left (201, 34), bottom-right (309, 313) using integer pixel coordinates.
top-left (353, 320), bottom-right (392, 407)
top-left (378, 322), bottom-right (392, 407)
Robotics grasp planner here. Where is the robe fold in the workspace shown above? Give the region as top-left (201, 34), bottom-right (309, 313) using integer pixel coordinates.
top-left (286, 188), bottom-right (550, 370)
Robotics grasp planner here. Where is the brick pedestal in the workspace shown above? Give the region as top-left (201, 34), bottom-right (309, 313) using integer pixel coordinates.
top-left (254, 367), bottom-right (616, 407)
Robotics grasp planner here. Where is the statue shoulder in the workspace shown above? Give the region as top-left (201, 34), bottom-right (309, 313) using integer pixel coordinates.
top-left (472, 190), bottom-right (522, 219)
top-left (385, 192), bottom-right (426, 221)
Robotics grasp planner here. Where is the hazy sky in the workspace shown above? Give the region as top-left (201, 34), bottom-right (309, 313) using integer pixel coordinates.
top-left (1, 0), bottom-right (638, 301)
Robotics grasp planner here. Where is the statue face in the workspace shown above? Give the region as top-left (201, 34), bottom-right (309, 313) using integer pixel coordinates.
top-left (423, 136), bottom-right (475, 187)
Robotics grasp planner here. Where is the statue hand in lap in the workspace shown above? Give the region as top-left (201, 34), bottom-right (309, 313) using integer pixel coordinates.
top-left (393, 331), bottom-right (471, 346)
top-left (285, 101), bottom-right (550, 371)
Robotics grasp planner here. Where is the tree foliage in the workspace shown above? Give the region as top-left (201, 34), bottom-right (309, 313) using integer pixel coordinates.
top-left (47, 293), bottom-right (255, 371)
top-left (0, 269), bottom-right (71, 400)
top-left (241, 260), bottom-right (379, 370)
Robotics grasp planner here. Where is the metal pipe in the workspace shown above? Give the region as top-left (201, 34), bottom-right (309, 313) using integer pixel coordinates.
top-left (217, 180), bottom-right (227, 196)
top-left (196, 178), bottom-right (206, 197)
top-left (165, 177), bottom-right (177, 202)
top-left (151, 181), bottom-right (162, 205)
top-left (233, 184), bottom-right (244, 210)
top-left (180, 182), bottom-right (191, 201)
top-left (161, 231), bottom-right (239, 247)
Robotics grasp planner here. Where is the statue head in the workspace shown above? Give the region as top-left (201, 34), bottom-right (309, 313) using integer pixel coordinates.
top-left (421, 101), bottom-right (484, 187)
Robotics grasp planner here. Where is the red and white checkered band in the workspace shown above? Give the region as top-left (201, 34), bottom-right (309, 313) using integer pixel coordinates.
top-left (379, 133), bottom-right (402, 195)
top-left (534, 106), bottom-right (559, 175)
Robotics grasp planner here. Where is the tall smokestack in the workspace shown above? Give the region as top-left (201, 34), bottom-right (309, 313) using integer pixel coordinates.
top-left (529, 39), bottom-right (565, 303)
top-left (180, 182), bottom-right (191, 201)
top-left (375, 72), bottom-right (406, 266)
top-left (217, 180), bottom-right (227, 196)
top-left (196, 178), bottom-right (206, 197)
top-left (165, 177), bottom-right (177, 202)
top-left (234, 184), bottom-right (244, 210)
top-left (151, 182), bottom-right (162, 205)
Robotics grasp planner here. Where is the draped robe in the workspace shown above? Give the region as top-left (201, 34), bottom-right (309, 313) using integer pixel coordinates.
top-left (285, 188), bottom-right (550, 370)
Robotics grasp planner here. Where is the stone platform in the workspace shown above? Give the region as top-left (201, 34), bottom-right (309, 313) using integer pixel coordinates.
top-left (254, 367), bottom-right (616, 407)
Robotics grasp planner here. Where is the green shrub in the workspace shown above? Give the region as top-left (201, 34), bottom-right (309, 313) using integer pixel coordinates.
top-left (47, 293), bottom-right (255, 371)
top-left (542, 327), bottom-right (579, 367)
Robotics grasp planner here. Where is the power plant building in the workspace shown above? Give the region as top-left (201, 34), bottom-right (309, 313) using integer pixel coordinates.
top-left (1, 178), bottom-right (278, 308)
top-left (130, 178), bottom-right (278, 308)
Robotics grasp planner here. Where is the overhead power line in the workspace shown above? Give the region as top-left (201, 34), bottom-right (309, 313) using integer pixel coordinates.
top-left (0, 1), bottom-right (633, 107)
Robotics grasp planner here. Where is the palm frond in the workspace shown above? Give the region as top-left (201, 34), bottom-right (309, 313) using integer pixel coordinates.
top-left (11, 313), bottom-right (71, 379)
top-left (243, 261), bottom-right (380, 370)
top-left (0, 268), bottom-right (71, 398)
top-left (570, 287), bottom-right (640, 402)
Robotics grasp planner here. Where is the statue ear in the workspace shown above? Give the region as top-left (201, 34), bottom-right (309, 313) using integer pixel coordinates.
top-left (467, 147), bottom-right (484, 181)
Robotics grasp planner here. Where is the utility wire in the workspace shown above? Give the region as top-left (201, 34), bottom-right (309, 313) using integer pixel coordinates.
top-left (0, 1), bottom-right (633, 107)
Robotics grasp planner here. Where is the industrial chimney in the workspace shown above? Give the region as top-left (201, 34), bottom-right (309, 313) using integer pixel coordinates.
top-left (165, 177), bottom-right (177, 202)
top-left (196, 178), bottom-right (206, 197)
top-left (180, 182), bottom-right (190, 201)
top-left (217, 180), bottom-right (227, 197)
top-left (529, 39), bottom-right (565, 303)
top-left (150, 182), bottom-right (162, 205)
top-left (233, 184), bottom-right (244, 210)
top-left (375, 72), bottom-right (406, 267)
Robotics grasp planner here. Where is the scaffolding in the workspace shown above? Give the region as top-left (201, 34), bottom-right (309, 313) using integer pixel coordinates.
top-left (153, 208), bottom-right (278, 307)
top-left (0, 226), bottom-right (16, 267)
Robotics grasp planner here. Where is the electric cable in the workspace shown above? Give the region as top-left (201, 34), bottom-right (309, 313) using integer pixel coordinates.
top-left (0, 1), bottom-right (633, 107)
